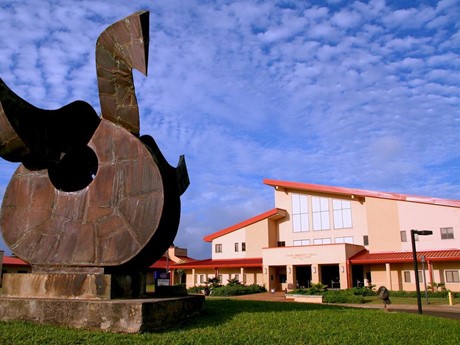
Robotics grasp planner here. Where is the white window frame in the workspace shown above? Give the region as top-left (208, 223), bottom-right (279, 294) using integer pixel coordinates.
top-left (333, 199), bottom-right (352, 229)
top-left (312, 196), bottom-right (330, 230)
top-left (292, 194), bottom-right (309, 232)
top-left (441, 227), bottom-right (454, 239)
top-left (446, 270), bottom-right (460, 283)
top-left (400, 230), bottom-right (407, 242)
top-left (403, 271), bottom-right (411, 283)
top-left (313, 238), bottom-right (331, 245)
top-left (335, 236), bottom-right (353, 244)
top-left (293, 239), bottom-right (310, 246)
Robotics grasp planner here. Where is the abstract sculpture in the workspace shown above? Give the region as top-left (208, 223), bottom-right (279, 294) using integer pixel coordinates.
top-left (0, 11), bottom-right (188, 296)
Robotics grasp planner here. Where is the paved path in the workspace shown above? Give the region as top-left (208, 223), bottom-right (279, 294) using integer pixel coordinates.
top-left (226, 292), bottom-right (460, 321)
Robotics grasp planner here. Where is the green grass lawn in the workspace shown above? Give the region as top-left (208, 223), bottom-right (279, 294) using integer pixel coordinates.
top-left (1, 299), bottom-right (459, 345)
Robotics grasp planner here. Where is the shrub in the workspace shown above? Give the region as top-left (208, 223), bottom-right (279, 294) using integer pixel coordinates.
top-left (351, 286), bottom-right (377, 296)
top-left (187, 285), bottom-right (207, 294)
top-left (211, 284), bottom-right (266, 296)
top-left (323, 290), bottom-right (364, 304)
top-left (289, 283), bottom-right (328, 296)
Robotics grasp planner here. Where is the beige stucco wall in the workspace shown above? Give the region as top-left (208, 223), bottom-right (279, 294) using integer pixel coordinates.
top-left (211, 219), bottom-right (270, 260)
top-left (365, 198), bottom-right (401, 252)
top-left (273, 189), bottom-right (369, 247)
top-left (397, 202), bottom-right (460, 251)
top-left (263, 243), bottom-right (363, 266)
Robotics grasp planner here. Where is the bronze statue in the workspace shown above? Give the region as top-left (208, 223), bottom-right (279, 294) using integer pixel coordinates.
top-left (0, 11), bottom-right (188, 283)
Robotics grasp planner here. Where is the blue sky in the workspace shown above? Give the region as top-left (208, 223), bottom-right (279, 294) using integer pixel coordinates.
top-left (0, 0), bottom-right (459, 260)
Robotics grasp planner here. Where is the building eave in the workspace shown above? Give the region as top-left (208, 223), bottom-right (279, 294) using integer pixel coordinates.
top-left (203, 208), bottom-right (287, 242)
top-left (263, 178), bottom-right (460, 208)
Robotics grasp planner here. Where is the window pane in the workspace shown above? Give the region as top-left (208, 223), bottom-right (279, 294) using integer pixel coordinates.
top-left (313, 213), bottom-right (322, 230)
top-left (400, 231), bottom-right (407, 242)
top-left (344, 237), bottom-right (353, 244)
top-left (321, 212), bottom-right (330, 229)
top-left (333, 210), bottom-right (343, 228)
top-left (300, 195), bottom-right (308, 213)
top-left (404, 271), bottom-right (411, 283)
top-left (293, 214), bottom-right (301, 232)
top-left (342, 209), bottom-right (352, 227)
top-left (312, 197), bottom-right (320, 211)
top-left (292, 194), bottom-right (300, 214)
top-left (321, 198), bottom-right (329, 210)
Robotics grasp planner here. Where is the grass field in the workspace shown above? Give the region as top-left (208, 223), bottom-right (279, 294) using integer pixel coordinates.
top-left (1, 299), bottom-right (459, 345)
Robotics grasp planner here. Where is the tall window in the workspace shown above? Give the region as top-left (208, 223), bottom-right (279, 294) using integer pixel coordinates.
top-left (400, 231), bottom-right (407, 242)
top-left (292, 194), bottom-right (309, 232)
top-left (199, 275), bottom-right (205, 283)
top-left (312, 197), bottom-right (330, 230)
top-left (333, 199), bottom-right (352, 228)
top-left (234, 243), bottom-right (239, 252)
top-left (242, 242), bottom-right (246, 251)
top-left (363, 235), bottom-right (369, 246)
top-left (441, 227), bottom-right (454, 239)
top-left (446, 270), bottom-right (460, 282)
top-left (215, 244), bottom-right (222, 253)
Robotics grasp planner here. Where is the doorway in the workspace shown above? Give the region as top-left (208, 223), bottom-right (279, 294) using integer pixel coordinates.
top-left (320, 265), bottom-right (340, 288)
top-left (295, 266), bottom-right (312, 288)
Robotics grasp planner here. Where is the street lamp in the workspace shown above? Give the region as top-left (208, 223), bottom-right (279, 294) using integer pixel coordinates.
top-left (411, 229), bottom-right (433, 314)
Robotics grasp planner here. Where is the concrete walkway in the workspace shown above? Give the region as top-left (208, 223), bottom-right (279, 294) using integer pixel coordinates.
top-left (226, 292), bottom-right (460, 321)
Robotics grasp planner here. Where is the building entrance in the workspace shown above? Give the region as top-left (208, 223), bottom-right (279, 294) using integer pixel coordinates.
top-left (295, 266), bottom-right (312, 288)
top-left (320, 265), bottom-right (340, 288)
top-left (352, 265), bottom-right (364, 287)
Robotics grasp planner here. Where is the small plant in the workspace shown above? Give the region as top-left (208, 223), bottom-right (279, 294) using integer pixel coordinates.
top-left (206, 276), bottom-right (222, 288)
top-left (428, 282), bottom-right (446, 292)
top-left (227, 277), bottom-right (242, 286)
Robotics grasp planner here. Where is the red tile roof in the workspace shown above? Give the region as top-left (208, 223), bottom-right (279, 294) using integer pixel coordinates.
top-left (263, 179), bottom-right (460, 208)
top-left (2, 256), bottom-right (30, 266)
top-left (349, 249), bottom-right (460, 264)
top-left (170, 257), bottom-right (263, 269)
top-left (203, 208), bottom-right (287, 242)
top-left (148, 255), bottom-right (196, 269)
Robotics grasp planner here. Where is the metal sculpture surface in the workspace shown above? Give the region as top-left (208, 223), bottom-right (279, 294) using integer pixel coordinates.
top-left (0, 11), bottom-right (188, 273)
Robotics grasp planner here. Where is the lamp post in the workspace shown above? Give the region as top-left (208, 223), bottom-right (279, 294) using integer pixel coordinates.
top-left (411, 229), bottom-right (433, 314)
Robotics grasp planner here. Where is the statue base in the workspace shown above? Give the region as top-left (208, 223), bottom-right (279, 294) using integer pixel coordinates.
top-left (0, 273), bottom-right (204, 333)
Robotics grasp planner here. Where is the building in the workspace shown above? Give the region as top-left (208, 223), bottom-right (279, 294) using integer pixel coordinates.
top-left (173, 179), bottom-right (460, 292)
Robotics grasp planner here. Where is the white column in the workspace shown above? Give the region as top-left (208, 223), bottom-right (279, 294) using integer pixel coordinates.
top-left (385, 263), bottom-right (392, 290)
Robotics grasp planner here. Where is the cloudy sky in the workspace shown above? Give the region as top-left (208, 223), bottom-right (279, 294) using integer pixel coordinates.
top-left (0, 0), bottom-right (459, 260)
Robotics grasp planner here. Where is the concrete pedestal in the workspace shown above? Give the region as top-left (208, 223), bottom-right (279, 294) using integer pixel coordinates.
top-left (0, 295), bottom-right (205, 333)
top-left (0, 273), bottom-right (205, 333)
